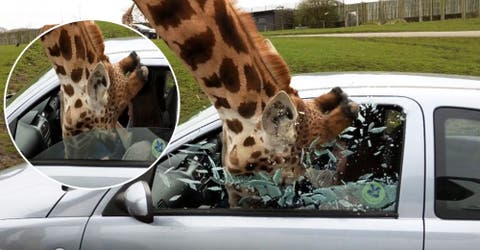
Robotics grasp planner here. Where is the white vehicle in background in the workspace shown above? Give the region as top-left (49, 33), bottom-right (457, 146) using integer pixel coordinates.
top-left (1, 73), bottom-right (479, 250)
top-left (131, 23), bottom-right (157, 39)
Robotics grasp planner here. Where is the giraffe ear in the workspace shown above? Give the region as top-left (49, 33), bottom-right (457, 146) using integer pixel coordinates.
top-left (87, 62), bottom-right (110, 106)
top-left (262, 91), bottom-right (298, 146)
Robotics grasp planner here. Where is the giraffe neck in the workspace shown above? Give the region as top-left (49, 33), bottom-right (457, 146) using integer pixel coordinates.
top-left (133, 0), bottom-right (296, 123)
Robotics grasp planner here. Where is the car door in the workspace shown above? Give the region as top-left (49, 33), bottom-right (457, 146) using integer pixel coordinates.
top-left (81, 97), bottom-right (424, 250)
top-left (424, 107), bottom-right (480, 250)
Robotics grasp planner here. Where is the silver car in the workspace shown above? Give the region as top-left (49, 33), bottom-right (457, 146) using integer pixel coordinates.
top-left (1, 73), bottom-right (479, 250)
top-left (5, 37), bottom-right (178, 188)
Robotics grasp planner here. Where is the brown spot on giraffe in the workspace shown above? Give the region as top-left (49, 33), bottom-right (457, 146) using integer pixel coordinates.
top-left (55, 64), bottom-right (66, 75)
top-left (147, 0), bottom-right (196, 30)
top-left (48, 44), bottom-right (61, 57)
top-left (74, 35), bottom-right (86, 60)
top-left (176, 28), bottom-right (215, 71)
top-left (74, 99), bottom-right (83, 108)
top-left (226, 119), bottom-right (243, 134)
top-left (213, 0), bottom-right (248, 54)
top-left (219, 57), bottom-right (240, 93)
top-left (63, 84), bottom-right (74, 97)
top-left (238, 101), bottom-right (257, 119)
top-left (203, 73), bottom-right (221, 88)
top-left (71, 68), bottom-right (83, 83)
top-left (243, 136), bottom-right (255, 147)
top-left (251, 151), bottom-right (262, 159)
top-left (58, 29), bottom-right (72, 60)
top-left (213, 96), bottom-right (231, 109)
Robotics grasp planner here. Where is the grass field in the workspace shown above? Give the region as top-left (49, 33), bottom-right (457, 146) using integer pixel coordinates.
top-left (264, 17), bottom-right (480, 36)
top-left (1, 19), bottom-right (480, 169)
top-left (0, 44), bottom-right (25, 168)
top-left (273, 37), bottom-right (480, 76)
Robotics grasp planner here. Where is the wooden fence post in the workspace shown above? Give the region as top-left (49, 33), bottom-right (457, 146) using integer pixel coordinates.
top-left (441, 0), bottom-right (445, 20)
top-left (430, 0), bottom-right (434, 20)
top-left (419, 0), bottom-right (424, 21)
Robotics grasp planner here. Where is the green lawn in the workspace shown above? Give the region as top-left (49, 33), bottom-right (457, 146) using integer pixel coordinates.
top-left (272, 37), bottom-right (480, 76)
top-left (0, 44), bottom-right (26, 168)
top-left (264, 17), bottom-right (480, 36)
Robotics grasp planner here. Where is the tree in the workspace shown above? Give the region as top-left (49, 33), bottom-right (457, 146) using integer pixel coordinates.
top-left (295, 0), bottom-right (340, 28)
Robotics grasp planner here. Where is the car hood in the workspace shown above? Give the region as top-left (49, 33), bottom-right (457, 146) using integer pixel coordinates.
top-left (0, 164), bottom-right (65, 219)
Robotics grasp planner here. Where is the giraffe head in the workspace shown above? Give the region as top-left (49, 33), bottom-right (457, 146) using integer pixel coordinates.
top-left (39, 21), bottom-right (148, 137)
top-left (222, 85), bottom-right (358, 178)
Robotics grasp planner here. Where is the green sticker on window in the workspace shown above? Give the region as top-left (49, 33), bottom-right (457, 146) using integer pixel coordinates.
top-left (361, 181), bottom-right (386, 206)
top-left (152, 138), bottom-right (166, 158)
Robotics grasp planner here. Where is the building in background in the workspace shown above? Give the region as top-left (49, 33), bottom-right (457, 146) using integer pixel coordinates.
top-left (250, 6), bottom-right (295, 31)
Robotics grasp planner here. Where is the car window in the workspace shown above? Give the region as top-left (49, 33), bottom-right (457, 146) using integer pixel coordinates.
top-left (435, 108), bottom-right (480, 220)
top-left (12, 66), bottom-right (175, 165)
top-left (151, 103), bottom-right (406, 216)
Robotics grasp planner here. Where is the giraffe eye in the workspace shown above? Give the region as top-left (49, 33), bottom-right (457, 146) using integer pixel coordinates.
top-left (246, 163), bottom-right (256, 171)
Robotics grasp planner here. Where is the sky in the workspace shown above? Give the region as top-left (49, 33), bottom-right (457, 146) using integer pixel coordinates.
top-left (0, 0), bottom-right (371, 30)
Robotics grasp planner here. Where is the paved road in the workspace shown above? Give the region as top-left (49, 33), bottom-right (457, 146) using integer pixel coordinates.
top-left (277, 30), bottom-right (480, 38)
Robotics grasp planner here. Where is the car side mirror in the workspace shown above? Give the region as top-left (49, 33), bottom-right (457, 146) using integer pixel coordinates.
top-left (124, 180), bottom-right (154, 223)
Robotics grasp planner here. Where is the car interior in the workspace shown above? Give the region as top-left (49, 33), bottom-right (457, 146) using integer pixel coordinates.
top-left (10, 65), bottom-right (177, 165)
top-left (107, 103), bottom-right (407, 215)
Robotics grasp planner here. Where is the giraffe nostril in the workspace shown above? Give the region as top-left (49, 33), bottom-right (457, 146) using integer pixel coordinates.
top-left (246, 163), bottom-right (256, 172)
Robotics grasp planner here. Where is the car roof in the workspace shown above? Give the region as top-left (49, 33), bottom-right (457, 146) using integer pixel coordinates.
top-left (291, 72), bottom-right (480, 93)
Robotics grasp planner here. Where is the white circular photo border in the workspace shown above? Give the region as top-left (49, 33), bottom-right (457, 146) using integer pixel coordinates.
top-left (3, 19), bottom-right (181, 190)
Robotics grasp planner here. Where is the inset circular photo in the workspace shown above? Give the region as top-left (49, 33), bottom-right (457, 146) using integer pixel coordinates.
top-left (4, 20), bottom-right (179, 189)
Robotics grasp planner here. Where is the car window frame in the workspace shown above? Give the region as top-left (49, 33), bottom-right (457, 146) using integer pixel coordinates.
top-left (126, 96), bottom-right (424, 219)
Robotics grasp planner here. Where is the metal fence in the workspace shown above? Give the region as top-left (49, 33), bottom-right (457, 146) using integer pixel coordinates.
top-left (0, 29), bottom-right (38, 46)
top-left (341, 0), bottom-right (480, 26)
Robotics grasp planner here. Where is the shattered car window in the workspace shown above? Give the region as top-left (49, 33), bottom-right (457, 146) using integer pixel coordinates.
top-left (152, 104), bottom-right (405, 215)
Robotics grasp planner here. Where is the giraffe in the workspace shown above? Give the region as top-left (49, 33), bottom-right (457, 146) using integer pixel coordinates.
top-left (39, 21), bottom-right (148, 140)
top-left (133, 0), bottom-right (358, 205)
top-left (122, 3), bottom-right (136, 26)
